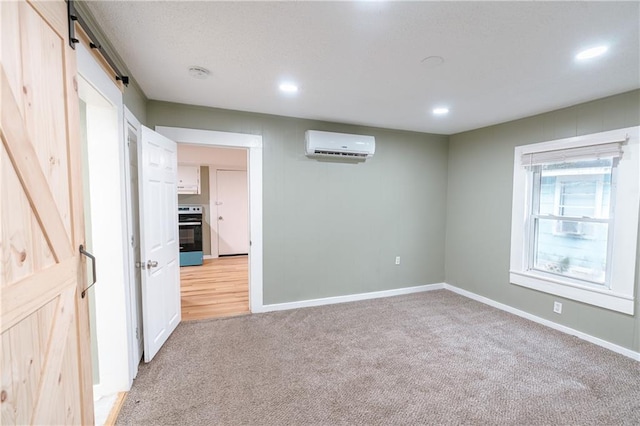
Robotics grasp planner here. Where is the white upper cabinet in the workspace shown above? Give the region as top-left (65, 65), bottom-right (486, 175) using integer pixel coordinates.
top-left (177, 165), bottom-right (200, 194)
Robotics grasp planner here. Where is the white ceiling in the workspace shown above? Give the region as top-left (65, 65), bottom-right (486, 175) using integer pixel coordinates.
top-left (86, 1), bottom-right (639, 135)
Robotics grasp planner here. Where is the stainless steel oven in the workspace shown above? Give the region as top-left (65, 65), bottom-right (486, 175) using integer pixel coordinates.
top-left (178, 205), bottom-right (203, 266)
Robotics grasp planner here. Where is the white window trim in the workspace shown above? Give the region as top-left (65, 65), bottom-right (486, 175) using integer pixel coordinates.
top-left (510, 126), bottom-right (640, 315)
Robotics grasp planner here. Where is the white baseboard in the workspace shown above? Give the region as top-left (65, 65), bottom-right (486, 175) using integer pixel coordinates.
top-left (203, 254), bottom-right (216, 260)
top-left (93, 384), bottom-right (106, 402)
top-left (443, 283), bottom-right (640, 362)
top-left (261, 283), bottom-right (445, 313)
top-left (93, 392), bottom-right (118, 426)
top-left (258, 281), bottom-right (638, 361)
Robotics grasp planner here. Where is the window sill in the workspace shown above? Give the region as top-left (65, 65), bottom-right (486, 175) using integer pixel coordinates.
top-left (510, 270), bottom-right (634, 315)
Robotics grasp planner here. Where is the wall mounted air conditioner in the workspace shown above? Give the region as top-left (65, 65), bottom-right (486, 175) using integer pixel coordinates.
top-left (305, 130), bottom-right (375, 161)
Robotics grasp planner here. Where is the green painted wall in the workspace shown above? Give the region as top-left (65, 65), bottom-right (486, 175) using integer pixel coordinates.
top-left (123, 80), bottom-right (147, 125)
top-left (147, 101), bottom-right (449, 305)
top-left (445, 89), bottom-right (640, 351)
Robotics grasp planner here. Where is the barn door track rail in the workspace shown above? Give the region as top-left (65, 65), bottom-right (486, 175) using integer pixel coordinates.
top-left (67, 0), bottom-right (129, 86)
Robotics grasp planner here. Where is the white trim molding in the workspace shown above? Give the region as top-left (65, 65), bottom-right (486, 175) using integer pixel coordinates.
top-left (156, 126), bottom-right (262, 149)
top-left (123, 107), bottom-right (143, 384)
top-left (260, 283), bottom-right (445, 313)
top-left (78, 42), bottom-right (134, 398)
top-left (509, 270), bottom-right (634, 314)
top-left (444, 283), bottom-right (640, 362)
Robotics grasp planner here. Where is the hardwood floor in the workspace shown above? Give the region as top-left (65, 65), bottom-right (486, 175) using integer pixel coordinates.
top-left (180, 255), bottom-right (249, 321)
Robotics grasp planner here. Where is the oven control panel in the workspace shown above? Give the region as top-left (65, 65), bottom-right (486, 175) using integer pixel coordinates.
top-left (178, 205), bottom-right (203, 214)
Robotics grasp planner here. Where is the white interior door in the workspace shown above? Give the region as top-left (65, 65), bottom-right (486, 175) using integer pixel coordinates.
top-left (217, 170), bottom-right (249, 255)
top-left (140, 126), bottom-right (181, 362)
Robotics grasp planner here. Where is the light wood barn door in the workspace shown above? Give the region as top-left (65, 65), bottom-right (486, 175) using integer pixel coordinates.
top-left (1, 0), bottom-right (93, 425)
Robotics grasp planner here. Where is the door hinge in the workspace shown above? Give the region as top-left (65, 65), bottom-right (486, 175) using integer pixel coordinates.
top-left (131, 235), bottom-right (135, 247)
top-left (135, 327), bottom-right (139, 340)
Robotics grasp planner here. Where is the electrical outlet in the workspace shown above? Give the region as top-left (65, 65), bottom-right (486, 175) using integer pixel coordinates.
top-left (395, 256), bottom-right (401, 265)
top-left (553, 301), bottom-right (562, 314)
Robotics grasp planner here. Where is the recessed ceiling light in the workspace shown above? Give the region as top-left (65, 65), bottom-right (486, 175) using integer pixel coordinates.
top-left (188, 66), bottom-right (210, 79)
top-left (433, 107), bottom-right (449, 115)
top-left (279, 82), bottom-right (299, 93)
top-left (575, 45), bottom-right (608, 60)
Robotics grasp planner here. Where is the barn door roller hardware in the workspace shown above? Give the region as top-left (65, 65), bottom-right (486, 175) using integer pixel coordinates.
top-left (67, 0), bottom-right (129, 86)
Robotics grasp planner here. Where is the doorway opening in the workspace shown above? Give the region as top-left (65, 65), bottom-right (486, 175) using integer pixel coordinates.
top-left (156, 126), bottom-right (264, 315)
top-left (177, 145), bottom-right (250, 320)
top-left (77, 42), bottom-right (132, 423)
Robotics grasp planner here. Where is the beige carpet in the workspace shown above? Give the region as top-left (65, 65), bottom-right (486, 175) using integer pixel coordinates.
top-left (116, 290), bottom-right (640, 425)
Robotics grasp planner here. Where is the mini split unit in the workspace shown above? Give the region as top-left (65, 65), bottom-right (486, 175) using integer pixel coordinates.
top-left (305, 130), bottom-right (376, 161)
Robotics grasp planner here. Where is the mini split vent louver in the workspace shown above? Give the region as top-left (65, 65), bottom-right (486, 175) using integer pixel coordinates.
top-left (305, 130), bottom-right (375, 161)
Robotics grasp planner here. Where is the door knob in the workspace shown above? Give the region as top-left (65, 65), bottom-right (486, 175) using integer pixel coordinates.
top-left (147, 260), bottom-right (158, 269)
top-left (218, 216), bottom-right (223, 220)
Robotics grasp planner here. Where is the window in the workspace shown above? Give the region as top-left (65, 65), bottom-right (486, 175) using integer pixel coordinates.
top-left (532, 158), bottom-right (614, 284)
top-left (510, 127), bottom-right (639, 315)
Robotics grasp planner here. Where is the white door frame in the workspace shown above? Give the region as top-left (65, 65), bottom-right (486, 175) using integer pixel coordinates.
top-left (123, 107), bottom-right (143, 380)
top-left (156, 126), bottom-right (264, 313)
top-left (77, 43), bottom-right (133, 398)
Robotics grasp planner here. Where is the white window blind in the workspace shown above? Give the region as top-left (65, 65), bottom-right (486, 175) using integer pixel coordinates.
top-left (521, 141), bottom-right (625, 167)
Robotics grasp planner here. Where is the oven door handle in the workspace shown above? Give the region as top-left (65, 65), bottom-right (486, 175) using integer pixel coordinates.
top-left (178, 221), bottom-right (202, 226)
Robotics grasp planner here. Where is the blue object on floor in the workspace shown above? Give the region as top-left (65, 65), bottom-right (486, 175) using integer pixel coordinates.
top-left (180, 251), bottom-right (203, 266)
